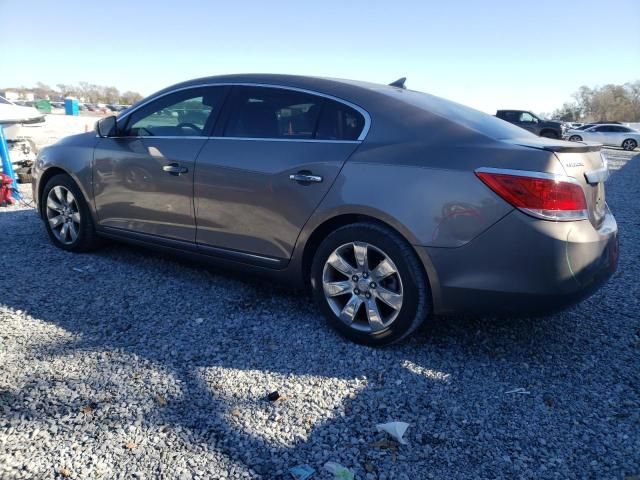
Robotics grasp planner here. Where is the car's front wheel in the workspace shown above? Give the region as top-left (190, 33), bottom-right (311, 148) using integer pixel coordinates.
top-left (622, 138), bottom-right (638, 151)
top-left (42, 173), bottom-right (101, 252)
top-left (311, 222), bottom-right (430, 346)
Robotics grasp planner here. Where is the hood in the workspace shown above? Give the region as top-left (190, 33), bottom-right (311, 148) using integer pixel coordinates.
top-left (0, 104), bottom-right (44, 124)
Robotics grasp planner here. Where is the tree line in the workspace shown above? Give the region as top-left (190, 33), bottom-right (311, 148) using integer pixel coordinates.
top-left (9, 82), bottom-right (143, 105)
top-left (551, 81), bottom-right (640, 122)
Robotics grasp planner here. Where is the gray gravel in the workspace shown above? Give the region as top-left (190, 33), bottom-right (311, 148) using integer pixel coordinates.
top-left (1, 148), bottom-right (639, 479)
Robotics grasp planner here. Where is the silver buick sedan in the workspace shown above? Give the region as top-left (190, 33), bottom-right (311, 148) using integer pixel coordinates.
top-left (32, 74), bottom-right (618, 345)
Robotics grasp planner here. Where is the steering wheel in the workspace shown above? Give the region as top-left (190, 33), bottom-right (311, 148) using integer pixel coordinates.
top-left (176, 122), bottom-right (202, 134)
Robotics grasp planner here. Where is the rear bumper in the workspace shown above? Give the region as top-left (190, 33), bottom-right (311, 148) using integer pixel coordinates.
top-left (422, 208), bottom-right (618, 315)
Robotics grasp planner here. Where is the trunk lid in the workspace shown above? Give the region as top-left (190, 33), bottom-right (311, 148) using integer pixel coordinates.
top-left (505, 137), bottom-right (607, 228)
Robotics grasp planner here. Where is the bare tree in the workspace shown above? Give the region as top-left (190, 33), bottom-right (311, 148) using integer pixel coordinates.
top-left (553, 81), bottom-right (640, 122)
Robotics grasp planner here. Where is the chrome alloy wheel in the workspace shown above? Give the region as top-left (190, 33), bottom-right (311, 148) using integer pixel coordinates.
top-left (322, 242), bottom-right (403, 333)
top-left (46, 186), bottom-right (81, 245)
top-left (622, 139), bottom-right (637, 151)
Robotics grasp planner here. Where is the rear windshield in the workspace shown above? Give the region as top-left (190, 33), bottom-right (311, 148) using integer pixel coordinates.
top-left (385, 89), bottom-right (533, 140)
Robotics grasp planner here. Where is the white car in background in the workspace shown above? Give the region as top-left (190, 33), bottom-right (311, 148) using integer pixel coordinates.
top-left (565, 123), bottom-right (639, 151)
top-left (0, 95), bottom-right (45, 140)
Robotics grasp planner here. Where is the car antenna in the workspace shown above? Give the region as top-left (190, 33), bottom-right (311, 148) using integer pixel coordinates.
top-left (389, 77), bottom-right (407, 89)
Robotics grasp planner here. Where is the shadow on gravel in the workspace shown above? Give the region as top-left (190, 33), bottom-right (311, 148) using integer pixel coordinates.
top-left (1, 151), bottom-right (639, 478)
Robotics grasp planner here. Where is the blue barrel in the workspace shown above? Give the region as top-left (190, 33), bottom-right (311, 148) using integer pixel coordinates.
top-left (64, 98), bottom-right (79, 116)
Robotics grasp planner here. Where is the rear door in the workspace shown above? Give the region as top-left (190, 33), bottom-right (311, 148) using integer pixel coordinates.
top-left (583, 125), bottom-right (608, 144)
top-left (609, 126), bottom-right (630, 147)
top-left (193, 85), bottom-right (367, 263)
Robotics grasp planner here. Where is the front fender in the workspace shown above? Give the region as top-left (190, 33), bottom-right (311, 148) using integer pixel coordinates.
top-left (33, 133), bottom-right (98, 220)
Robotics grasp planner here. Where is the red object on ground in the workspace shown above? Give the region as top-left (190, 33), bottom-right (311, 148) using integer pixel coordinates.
top-left (0, 173), bottom-right (15, 206)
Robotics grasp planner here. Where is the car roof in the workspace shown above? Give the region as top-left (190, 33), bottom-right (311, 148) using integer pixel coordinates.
top-left (126, 73), bottom-right (536, 144)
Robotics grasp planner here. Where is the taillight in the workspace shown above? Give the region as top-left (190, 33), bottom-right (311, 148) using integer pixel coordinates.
top-left (475, 168), bottom-right (588, 221)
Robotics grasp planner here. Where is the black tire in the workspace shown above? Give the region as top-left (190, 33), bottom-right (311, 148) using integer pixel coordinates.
top-left (569, 135), bottom-right (582, 142)
top-left (310, 222), bottom-right (430, 346)
top-left (540, 130), bottom-right (559, 139)
top-left (622, 139), bottom-right (637, 151)
top-left (42, 174), bottom-right (102, 252)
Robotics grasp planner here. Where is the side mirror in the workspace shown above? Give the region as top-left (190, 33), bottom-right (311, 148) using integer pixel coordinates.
top-left (96, 115), bottom-right (118, 137)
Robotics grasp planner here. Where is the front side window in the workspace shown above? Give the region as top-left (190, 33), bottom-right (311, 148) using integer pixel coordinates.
top-left (123, 87), bottom-right (224, 137)
top-left (519, 112), bottom-right (536, 123)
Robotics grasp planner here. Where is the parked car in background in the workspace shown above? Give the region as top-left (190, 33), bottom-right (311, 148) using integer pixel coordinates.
top-left (495, 110), bottom-right (564, 138)
top-left (565, 124), bottom-right (639, 151)
top-left (32, 74), bottom-right (618, 345)
top-left (0, 95), bottom-right (45, 140)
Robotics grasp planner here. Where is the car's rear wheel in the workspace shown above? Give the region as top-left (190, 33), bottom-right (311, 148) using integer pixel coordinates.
top-left (622, 138), bottom-right (637, 151)
top-left (569, 135), bottom-right (582, 142)
top-left (541, 130), bottom-right (559, 139)
top-left (42, 174), bottom-right (101, 252)
top-left (310, 222), bottom-right (430, 346)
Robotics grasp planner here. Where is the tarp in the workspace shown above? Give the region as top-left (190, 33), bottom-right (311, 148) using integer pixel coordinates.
top-left (0, 125), bottom-right (22, 200)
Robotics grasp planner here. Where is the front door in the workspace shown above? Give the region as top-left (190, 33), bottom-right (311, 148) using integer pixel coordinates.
top-left (515, 111), bottom-right (538, 134)
top-left (93, 86), bottom-right (226, 242)
top-left (194, 85), bottom-right (367, 261)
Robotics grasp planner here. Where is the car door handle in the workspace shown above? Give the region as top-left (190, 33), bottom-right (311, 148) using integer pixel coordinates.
top-left (289, 173), bottom-right (323, 183)
top-left (162, 163), bottom-right (188, 175)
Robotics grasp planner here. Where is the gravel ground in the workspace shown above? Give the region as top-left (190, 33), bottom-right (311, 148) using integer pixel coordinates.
top-left (0, 148), bottom-right (638, 479)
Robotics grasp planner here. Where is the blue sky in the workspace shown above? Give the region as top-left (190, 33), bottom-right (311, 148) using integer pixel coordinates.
top-left (1, 0), bottom-right (638, 114)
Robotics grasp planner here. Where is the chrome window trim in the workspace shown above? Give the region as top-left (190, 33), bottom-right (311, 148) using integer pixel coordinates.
top-left (474, 167), bottom-right (582, 185)
top-left (116, 82), bottom-right (372, 141)
top-left (96, 134), bottom-right (359, 144)
top-left (208, 136), bottom-right (360, 144)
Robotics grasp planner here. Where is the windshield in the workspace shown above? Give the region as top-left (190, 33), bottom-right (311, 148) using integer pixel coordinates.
top-left (0, 96), bottom-right (14, 105)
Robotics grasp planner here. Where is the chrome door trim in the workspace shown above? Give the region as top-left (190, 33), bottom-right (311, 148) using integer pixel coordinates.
top-left (116, 82), bottom-right (372, 141)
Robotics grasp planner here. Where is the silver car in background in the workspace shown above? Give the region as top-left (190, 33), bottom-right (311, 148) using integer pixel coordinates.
top-left (565, 123), bottom-right (639, 151)
top-left (32, 74), bottom-right (619, 346)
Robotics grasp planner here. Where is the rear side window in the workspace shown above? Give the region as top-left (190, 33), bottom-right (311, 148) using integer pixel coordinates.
top-left (224, 87), bottom-right (322, 139)
top-left (316, 99), bottom-right (365, 141)
top-left (500, 111), bottom-right (519, 122)
top-left (222, 86), bottom-right (365, 141)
